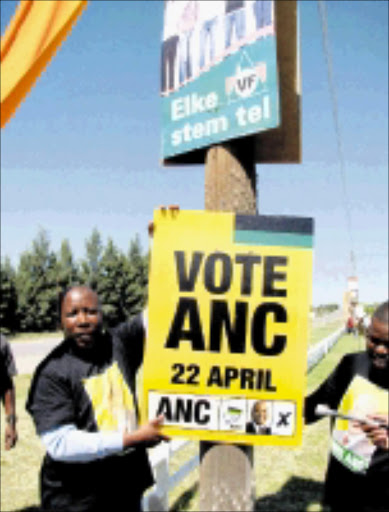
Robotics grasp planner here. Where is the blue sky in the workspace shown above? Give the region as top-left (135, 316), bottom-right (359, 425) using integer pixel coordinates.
top-left (1, 0), bottom-right (388, 307)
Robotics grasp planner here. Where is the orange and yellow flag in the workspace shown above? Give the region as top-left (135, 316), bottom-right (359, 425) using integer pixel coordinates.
top-left (1, 0), bottom-right (88, 128)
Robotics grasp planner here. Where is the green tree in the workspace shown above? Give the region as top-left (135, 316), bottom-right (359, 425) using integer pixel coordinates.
top-left (80, 228), bottom-right (103, 290)
top-left (15, 250), bottom-right (34, 331)
top-left (56, 239), bottom-right (79, 290)
top-left (0, 257), bottom-right (18, 333)
top-left (125, 235), bottom-right (148, 317)
top-left (15, 229), bottom-right (58, 331)
top-left (314, 303), bottom-right (340, 316)
top-left (97, 238), bottom-right (128, 327)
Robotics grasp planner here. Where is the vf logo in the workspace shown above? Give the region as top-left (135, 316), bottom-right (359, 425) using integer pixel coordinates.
top-left (233, 66), bottom-right (258, 98)
top-left (225, 62), bottom-right (267, 100)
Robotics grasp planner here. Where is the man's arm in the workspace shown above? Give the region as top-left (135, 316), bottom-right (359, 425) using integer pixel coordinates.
top-left (1, 336), bottom-right (18, 449)
top-left (41, 424), bottom-right (123, 462)
top-left (3, 383), bottom-right (17, 450)
top-left (30, 358), bottom-right (168, 463)
top-left (304, 355), bottom-right (352, 424)
top-left (41, 416), bottom-right (169, 462)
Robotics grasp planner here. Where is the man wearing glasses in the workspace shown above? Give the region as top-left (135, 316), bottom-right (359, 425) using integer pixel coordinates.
top-left (304, 301), bottom-right (388, 512)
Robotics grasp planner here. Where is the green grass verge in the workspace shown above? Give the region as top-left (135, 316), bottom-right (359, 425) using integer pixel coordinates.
top-left (0, 374), bottom-right (43, 512)
top-left (1, 332), bottom-right (362, 512)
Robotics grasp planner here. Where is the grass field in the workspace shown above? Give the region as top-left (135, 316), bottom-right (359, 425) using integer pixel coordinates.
top-left (1, 374), bottom-right (43, 512)
top-left (1, 330), bottom-right (361, 512)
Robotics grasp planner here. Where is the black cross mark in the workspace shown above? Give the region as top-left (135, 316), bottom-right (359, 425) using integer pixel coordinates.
top-left (277, 411), bottom-right (292, 427)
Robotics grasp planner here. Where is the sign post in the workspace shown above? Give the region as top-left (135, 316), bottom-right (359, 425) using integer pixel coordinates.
top-left (200, 139), bottom-right (256, 512)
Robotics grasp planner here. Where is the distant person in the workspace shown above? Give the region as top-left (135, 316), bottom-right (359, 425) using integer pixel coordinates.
top-left (0, 334), bottom-right (18, 450)
top-left (304, 301), bottom-right (389, 512)
top-left (246, 400), bottom-right (272, 435)
top-left (346, 315), bottom-right (355, 335)
top-left (357, 316), bottom-right (365, 337)
top-left (27, 286), bottom-right (169, 512)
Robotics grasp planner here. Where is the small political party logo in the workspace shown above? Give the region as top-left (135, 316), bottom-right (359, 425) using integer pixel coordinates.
top-left (225, 53), bottom-right (267, 101)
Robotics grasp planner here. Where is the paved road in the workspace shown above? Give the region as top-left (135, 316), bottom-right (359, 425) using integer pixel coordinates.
top-left (11, 336), bottom-right (62, 375)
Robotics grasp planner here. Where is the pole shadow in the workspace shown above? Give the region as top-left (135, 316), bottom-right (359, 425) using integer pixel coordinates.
top-left (255, 476), bottom-right (330, 512)
top-left (7, 508), bottom-right (41, 512)
top-left (169, 482), bottom-right (199, 511)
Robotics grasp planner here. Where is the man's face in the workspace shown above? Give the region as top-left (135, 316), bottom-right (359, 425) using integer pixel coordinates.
top-left (61, 287), bottom-right (103, 350)
top-left (252, 402), bottom-right (268, 425)
top-left (366, 317), bottom-right (389, 370)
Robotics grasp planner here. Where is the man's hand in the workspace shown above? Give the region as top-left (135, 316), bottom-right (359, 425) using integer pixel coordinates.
top-left (124, 415), bottom-right (170, 448)
top-left (137, 415), bottom-right (170, 443)
top-left (5, 422), bottom-right (17, 450)
top-left (362, 414), bottom-right (389, 450)
top-left (148, 205), bottom-right (180, 239)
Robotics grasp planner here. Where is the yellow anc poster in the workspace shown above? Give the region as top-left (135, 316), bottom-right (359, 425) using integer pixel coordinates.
top-left (142, 210), bottom-right (314, 446)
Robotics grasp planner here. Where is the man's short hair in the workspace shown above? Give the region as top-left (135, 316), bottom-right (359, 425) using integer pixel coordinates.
top-left (372, 301), bottom-right (389, 324)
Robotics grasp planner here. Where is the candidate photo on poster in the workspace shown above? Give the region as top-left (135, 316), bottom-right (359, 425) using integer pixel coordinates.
top-left (246, 400), bottom-right (273, 435)
top-left (161, 0), bottom-right (275, 95)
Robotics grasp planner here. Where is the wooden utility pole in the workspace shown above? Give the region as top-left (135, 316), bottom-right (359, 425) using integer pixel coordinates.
top-left (199, 137), bottom-right (257, 512)
top-left (204, 138), bottom-right (257, 215)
